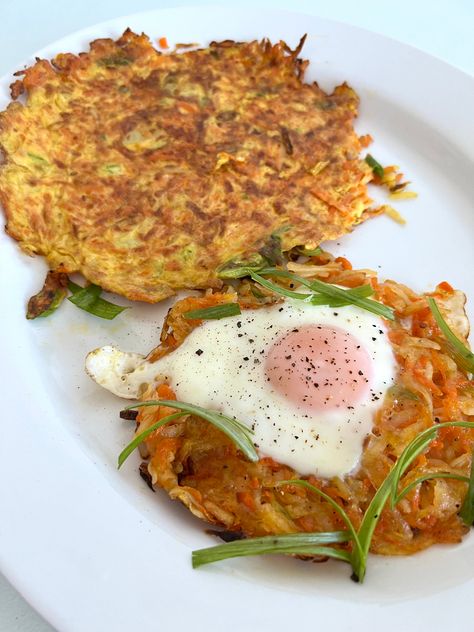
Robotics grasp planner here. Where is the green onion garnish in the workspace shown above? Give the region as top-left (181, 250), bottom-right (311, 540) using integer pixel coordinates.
top-left (118, 412), bottom-right (187, 468)
top-left (248, 268), bottom-right (395, 320)
top-left (388, 421), bottom-right (474, 507)
top-left (192, 419), bottom-right (474, 582)
top-left (68, 281), bottom-right (128, 320)
top-left (184, 303), bottom-right (241, 320)
top-left (351, 421), bottom-right (474, 582)
top-left (309, 284), bottom-right (374, 307)
top-left (276, 479), bottom-right (363, 561)
top-left (365, 154), bottom-right (384, 178)
top-left (459, 449), bottom-right (474, 525)
top-left (217, 231), bottom-right (285, 280)
top-left (394, 472), bottom-right (469, 505)
top-left (119, 399), bottom-right (258, 467)
top-left (217, 253), bottom-right (268, 280)
top-left (245, 271), bottom-right (311, 300)
top-left (293, 246), bottom-right (323, 257)
top-left (32, 291), bottom-right (65, 318)
top-left (192, 531), bottom-right (351, 569)
top-left (428, 297), bottom-right (474, 374)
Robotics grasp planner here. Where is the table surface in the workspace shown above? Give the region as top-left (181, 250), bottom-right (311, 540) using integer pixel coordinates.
top-left (1, 0), bottom-right (473, 630)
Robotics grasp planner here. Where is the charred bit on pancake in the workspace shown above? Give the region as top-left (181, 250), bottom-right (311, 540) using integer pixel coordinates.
top-left (119, 409), bottom-right (139, 421)
top-left (206, 529), bottom-right (245, 542)
top-left (139, 462), bottom-right (155, 491)
top-left (26, 270), bottom-right (68, 319)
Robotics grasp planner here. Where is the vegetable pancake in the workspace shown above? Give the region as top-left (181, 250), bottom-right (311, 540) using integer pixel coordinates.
top-left (0, 30), bottom-right (374, 302)
top-left (86, 252), bottom-right (474, 574)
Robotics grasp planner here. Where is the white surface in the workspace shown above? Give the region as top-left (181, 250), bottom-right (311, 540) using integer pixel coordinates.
top-left (0, 1), bottom-right (473, 631)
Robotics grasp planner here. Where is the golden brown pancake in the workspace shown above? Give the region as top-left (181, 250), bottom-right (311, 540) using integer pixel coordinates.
top-left (0, 30), bottom-right (373, 302)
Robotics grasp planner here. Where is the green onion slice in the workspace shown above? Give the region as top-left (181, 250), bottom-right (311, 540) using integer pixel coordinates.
top-left (365, 154), bottom-right (384, 178)
top-left (428, 297), bottom-right (474, 374)
top-left (26, 271), bottom-right (69, 319)
top-left (246, 270), bottom-right (311, 300)
top-left (277, 479), bottom-right (363, 561)
top-left (352, 420), bottom-right (474, 582)
top-left (394, 472), bottom-right (469, 505)
top-left (192, 531), bottom-right (352, 569)
top-left (293, 246), bottom-right (323, 257)
top-left (309, 284), bottom-right (373, 307)
top-left (68, 281), bottom-right (128, 320)
top-left (36, 289), bottom-right (67, 318)
top-left (459, 449), bottom-right (474, 526)
top-left (249, 268), bottom-right (395, 320)
top-left (118, 412), bottom-right (187, 468)
top-left (184, 303), bottom-right (241, 320)
top-left (120, 399), bottom-right (258, 465)
top-left (217, 253), bottom-right (268, 280)
top-left (390, 420), bottom-right (474, 507)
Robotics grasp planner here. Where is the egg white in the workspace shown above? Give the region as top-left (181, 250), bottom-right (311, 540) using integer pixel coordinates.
top-left (86, 299), bottom-right (397, 477)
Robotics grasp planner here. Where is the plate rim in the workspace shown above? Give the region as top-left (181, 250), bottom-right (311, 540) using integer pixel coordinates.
top-left (1, 6), bottom-right (473, 632)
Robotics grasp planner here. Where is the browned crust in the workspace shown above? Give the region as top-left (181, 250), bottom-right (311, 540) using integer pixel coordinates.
top-left (0, 30), bottom-right (372, 302)
top-left (26, 270), bottom-right (68, 319)
top-left (136, 257), bottom-right (473, 556)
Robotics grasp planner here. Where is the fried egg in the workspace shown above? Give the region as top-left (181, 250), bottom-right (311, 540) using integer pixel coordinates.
top-left (86, 299), bottom-right (397, 477)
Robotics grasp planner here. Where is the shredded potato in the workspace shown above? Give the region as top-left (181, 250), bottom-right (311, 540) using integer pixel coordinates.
top-left (135, 254), bottom-right (473, 557)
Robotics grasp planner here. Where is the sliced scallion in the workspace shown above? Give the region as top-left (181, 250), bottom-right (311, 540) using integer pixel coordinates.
top-left (347, 420), bottom-right (474, 582)
top-left (68, 281), bottom-right (128, 320)
top-left (365, 154), bottom-right (384, 178)
top-left (118, 412), bottom-right (187, 468)
top-left (276, 479), bottom-right (363, 560)
top-left (249, 268), bottom-right (395, 320)
top-left (246, 271), bottom-right (311, 300)
top-left (121, 399), bottom-right (258, 464)
top-left (309, 284), bottom-right (373, 307)
top-left (216, 253), bottom-right (267, 279)
top-left (293, 246), bottom-right (323, 257)
top-left (459, 449), bottom-right (474, 526)
top-left (26, 271), bottom-right (68, 319)
top-left (184, 303), bottom-right (241, 320)
top-left (428, 297), bottom-right (474, 374)
top-left (192, 531), bottom-right (351, 569)
top-left (394, 472), bottom-right (469, 505)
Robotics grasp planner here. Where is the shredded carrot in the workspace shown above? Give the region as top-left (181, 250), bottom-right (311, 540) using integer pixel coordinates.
top-left (437, 281), bottom-right (454, 293)
top-left (237, 491), bottom-right (256, 511)
top-left (250, 477), bottom-right (260, 490)
top-left (410, 488), bottom-right (421, 511)
top-left (157, 383), bottom-right (176, 401)
top-left (416, 454), bottom-right (428, 467)
top-left (358, 134), bottom-right (373, 148)
top-left (335, 256), bottom-right (352, 270)
top-left (177, 100), bottom-right (199, 114)
top-left (158, 37), bottom-right (169, 50)
top-left (296, 515), bottom-right (315, 531)
top-left (413, 357), bottom-right (443, 396)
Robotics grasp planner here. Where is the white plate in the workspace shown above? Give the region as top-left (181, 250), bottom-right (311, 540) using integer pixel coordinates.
top-left (1, 6), bottom-right (473, 632)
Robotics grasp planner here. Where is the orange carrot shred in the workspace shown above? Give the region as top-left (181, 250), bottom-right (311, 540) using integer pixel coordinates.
top-left (335, 256), bottom-right (352, 270)
top-left (437, 281), bottom-right (454, 293)
top-left (237, 491), bottom-right (256, 512)
top-left (157, 383), bottom-right (176, 401)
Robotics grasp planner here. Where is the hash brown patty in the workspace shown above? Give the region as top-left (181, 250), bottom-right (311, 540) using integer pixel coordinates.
top-left (133, 255), bottom-right (474, 556)
top-left (0, 30), bottom-right (373, 302)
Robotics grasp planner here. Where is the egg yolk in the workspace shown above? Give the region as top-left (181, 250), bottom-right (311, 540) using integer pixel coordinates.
top-left (265, 325), bottom-right (373, 412)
